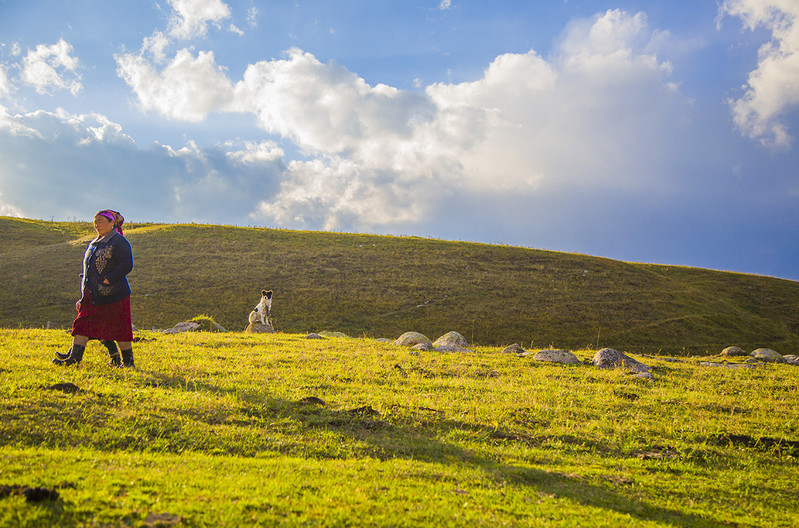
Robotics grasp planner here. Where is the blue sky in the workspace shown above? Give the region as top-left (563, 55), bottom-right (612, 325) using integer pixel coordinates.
top-left (1, 1), bottom-right (798, 280)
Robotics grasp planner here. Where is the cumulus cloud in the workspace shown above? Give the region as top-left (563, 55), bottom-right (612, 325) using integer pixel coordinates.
top-left (0, 108), bottom-right (285, 223)
top-left (167, 0), bottom-right (232, 39)
top-left (0, 65), bottom-right (11, 98)
top-left (116, 48), bottom-right (234, 121)
top-left (20, 39), bottom-right (81, 95)
top-left (251, 10), bottom-right (686, 231)
top-left (721, 0), bottom-right (799, 147)
top-left (113, 9), bottom-right (689, 233)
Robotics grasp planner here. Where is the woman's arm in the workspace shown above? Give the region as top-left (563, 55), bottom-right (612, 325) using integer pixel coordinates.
top-left (103, 237), bottom-right (134, 283)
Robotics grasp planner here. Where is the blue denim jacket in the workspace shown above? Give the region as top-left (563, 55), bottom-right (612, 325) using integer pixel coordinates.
top-left (80, 232), bottom-right (133, 306)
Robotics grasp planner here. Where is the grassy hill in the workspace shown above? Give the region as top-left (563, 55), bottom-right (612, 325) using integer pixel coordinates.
top-left (2, 216), bottom-right (798, 354)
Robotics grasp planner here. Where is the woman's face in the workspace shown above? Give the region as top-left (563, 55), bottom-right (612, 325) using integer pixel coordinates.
top-left (93, 215), bottom-right (115, 237)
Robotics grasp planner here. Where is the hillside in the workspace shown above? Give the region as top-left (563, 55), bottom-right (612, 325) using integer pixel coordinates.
top-left (1, 216), bottom-right (798, 354)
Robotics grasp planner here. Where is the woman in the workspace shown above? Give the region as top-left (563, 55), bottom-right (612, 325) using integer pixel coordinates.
top-left (53, 210), bottom-right (135, 367)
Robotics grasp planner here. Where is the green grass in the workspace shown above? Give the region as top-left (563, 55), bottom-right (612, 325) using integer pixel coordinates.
top-left (2, 216), bottom-right (798, 354)
top-left (1, 329), bottom-right (798, 526)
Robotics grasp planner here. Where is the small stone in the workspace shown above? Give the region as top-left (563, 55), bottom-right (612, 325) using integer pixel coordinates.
top-left (433, 331), bottom-right (469, 348)
top-left (319, 331), bottom-right (348, 338)
top-left (721, 346), bottom-right (748, 357)
top-left (162, 321), bottom-right (200, 334)
top-left (592, 348), bottom-right (650, 373)
top-left (531, 349), bottom-right (579, 365)
top-left (784, 355), bottom-right (799, 366)
top-left (412, 343), bottom-right (432, 351)
top-left (305, 333), bottom-right (323, 339)
top-left (433, 344), bottom-right (474, 353)
top-left (393, 332), bottom-right (433, 348)
top-left (633, 372), bottom-right (654, 380)
top-left (502, 343), bottom-right (526, 354)
top-left (750, 348), bottom-right (786, 363)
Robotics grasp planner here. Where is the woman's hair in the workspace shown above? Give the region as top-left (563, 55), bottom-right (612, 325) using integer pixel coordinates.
top-left (96, 209), bottom-right (125, 235)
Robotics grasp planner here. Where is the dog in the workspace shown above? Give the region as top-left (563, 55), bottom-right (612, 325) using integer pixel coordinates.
top-left (248, 290), bottom-right (273, 327)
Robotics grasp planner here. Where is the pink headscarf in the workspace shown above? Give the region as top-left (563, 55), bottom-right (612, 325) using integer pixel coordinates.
top-left (96, 209), bottom-right (124, 235)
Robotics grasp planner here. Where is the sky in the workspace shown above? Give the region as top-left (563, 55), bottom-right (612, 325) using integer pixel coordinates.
top-left (1, 1), bottom-right (798, 280)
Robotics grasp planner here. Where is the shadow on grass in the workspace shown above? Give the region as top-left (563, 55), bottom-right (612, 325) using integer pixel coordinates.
top-left (14, 369), bottom-right (728, 527)
top-left (137, 369), bottom-right (729, 528)
top-left (291, 401), bottom-right (728, 528)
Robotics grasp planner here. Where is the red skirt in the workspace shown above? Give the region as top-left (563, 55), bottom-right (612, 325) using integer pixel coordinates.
top-left (71, 291), bottom-right (133, 342)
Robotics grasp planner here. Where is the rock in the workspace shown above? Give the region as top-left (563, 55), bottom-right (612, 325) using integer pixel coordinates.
top-left (721, 346), bottom-right (748, 357)
top-left (393, 332), bottom-right (432, 348)
top-left (412, 343), bottom-right (432, 351)
top-left (305, 333), bottom-right (323, 339)
top-left (162, 321), bottom-right (200, 334)
top-left (213, 322), bottom-right (227, 332)
top-left (700, 362), bottom-right (759, 369)
top-left (433, 344), bottom-right (474, 353)
top-left (634, 372), bottom-right (654, 380)
top-left (592, 348), bottom-right (650, 373)
top-left (531, 349), bottom-right (579, 365)
top-left (375, 338), bottom-right (391, 343)
top-left (245, 321), bottom-right (274, 333)
top-left (750, 348), bottom-right (786, 363)
top-left (433, 331), bottom-right (469, 348)
top-left (319, 331), bottom-right (348, 338)
top-left (784, 355), bottom-right (799, 366)
top-left (502, 343), bottom-right (526, 354)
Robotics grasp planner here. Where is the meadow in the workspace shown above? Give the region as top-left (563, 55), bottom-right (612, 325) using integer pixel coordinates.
top-left (1, 328), bottom-right (797, 526)
top-left (2, 216), bottom-right (799, 355)
top-left (1, 216), bottom-right (798, 526)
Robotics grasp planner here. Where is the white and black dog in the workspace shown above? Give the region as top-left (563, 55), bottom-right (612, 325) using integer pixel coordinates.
top-left (248, 289), bottom-right (273, 326)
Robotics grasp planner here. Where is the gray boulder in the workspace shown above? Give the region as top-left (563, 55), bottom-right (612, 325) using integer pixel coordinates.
top-left (532, 349), bottom-right (579, 365)
top-left (783, 354), bottom-right (798, 366)
top-left (393, 332), bottom-right (433, 348)
top-left (700, 362), bottom-right (759, 369)
top-left (502, 343), bottom-right (526, 354)
top-left (750, 348), bottom-right (786, 363)
top-left (592, 348), bottom-right (650, 373)
top-left (433, 331), bottom-right (469, 348)
top-left (319, 331), bottom-right (348, 338)
top-left (433, 344), bottom-right (474, 353)
top-left (721, 346), bottom-right (748, 357)
top-left (412, 343), bottom-right (432, 351)
top-left (162, 321), bottom-right (200, 334)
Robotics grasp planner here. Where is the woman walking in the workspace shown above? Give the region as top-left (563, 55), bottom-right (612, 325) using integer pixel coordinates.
top-left (53, 209), bottom-right (135, 367)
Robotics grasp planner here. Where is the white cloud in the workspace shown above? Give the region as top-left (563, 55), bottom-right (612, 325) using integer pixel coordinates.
top-left (20, 39), bottom-right (82, 95)
top-left (167, 0), bottom-right (232, 39)
top-left (0, 108), bottom-right (286, 223)
top-left (116, 48), bottom-right (234, 121)
top-left (721, 0), bottom-right (799, 147)
top-left (115, 9), bottom-right (689, 234)
top-left (439, 0), bottom-right (452, 10)
top-left (0, 64), bottom-right (11, 99)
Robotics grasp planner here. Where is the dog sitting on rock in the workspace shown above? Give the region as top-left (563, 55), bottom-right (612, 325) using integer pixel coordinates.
top-left (248, 290), bottom-right (273, 327)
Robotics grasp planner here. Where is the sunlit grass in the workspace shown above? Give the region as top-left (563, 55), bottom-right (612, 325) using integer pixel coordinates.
top-left (1, 328), bottom-right (797, 526)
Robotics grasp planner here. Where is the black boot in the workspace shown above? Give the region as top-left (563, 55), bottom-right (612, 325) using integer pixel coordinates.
top-left (102, 340), bottom-right (121, 367)
top-left (121, 348), bottom-right (135, 368)
top-left (52, 344), bottom-right (85, 366)
top-left (54, 346), bottom-right (72, 360)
